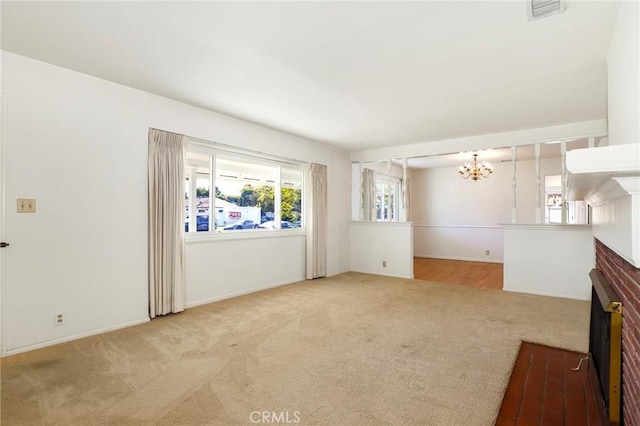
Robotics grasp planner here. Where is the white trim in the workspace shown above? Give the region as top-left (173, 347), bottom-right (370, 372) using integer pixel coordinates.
top-left (0, 95), bottom-right (6, 357)
top-left (186, 278), bottom-right (303, 309)
top-left (511, 145), bottom-right (517, 224)
top-left (535, 143), bottom-right (542, 224)
top-left (561, 141), bottom-right (568, 224)
top-left (585, 176), bottom-right (640, 206)
top-left (566, 144), bottom-right (640, 202)
top-left (186, 229), bottom-right (306, 244)
top-left (414, 254), bottom-right (504, 264)
top-left (208, 156), bottom-right (216, 235)
top-left (349, 270), bottom-right (414, 280)
top-left (275, 165), bottom-right (282, 229)
top-left (3, 318), bottom-right (151, 357)
top-left (566, 144), bottom-right (640, 175)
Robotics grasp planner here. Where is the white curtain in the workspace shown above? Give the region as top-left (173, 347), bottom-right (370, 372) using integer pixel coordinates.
top-left (306, 163), bottom-right (327, 279)
top-left (148, 129), bottom-right (186, 318)
top-left (361, 168), bottom-right (376, 221)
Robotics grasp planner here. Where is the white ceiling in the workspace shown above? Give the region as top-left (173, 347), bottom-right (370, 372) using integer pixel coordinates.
top-left (1, 1), bottom-right (620, 151)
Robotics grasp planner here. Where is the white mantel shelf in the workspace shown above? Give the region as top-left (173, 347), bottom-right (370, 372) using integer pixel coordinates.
top-left (566, 144), bottom-right (640, 268)
top-left (566, 144), bottom-right (640, 204)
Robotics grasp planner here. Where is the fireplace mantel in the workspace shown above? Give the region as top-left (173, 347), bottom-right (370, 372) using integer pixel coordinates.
top-left (566, 143), bottom-right (640, 268)
top-left (566, 144), bottom-right (640, 203)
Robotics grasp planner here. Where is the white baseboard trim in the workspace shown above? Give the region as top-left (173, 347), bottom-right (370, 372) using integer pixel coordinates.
top-left (350, 269), bottom-right (414, 280)
top-left (414, 254), bottom-right (504, 264)
top-left (503, 287), bottom-right (591, 302)
top-left (3, 317), bottom-right (151, 357)
top-left (186, 277), bottom-right (305, 309)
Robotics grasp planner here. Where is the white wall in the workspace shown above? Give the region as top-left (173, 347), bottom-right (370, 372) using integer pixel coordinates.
top-left (349, 222), bottom-right (413, 279)
top-left (186, 234), bottom-right (307, 306)
top-left (1, 52), bottom-right (351, 355)
top-left (587, 1), bottom-right (640, 268)
top-left (410, 158), bottom-right (561, 262)
top-left (413, 226), bottom-right (504, 263)
top-left (503, 224), bottom-right (594, 300)
top-left (607, 0), bottom-right (639, 147)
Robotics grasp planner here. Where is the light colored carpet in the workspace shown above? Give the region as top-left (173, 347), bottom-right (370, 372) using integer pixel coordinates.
top-left (1, 273), bottom-right (590, 425)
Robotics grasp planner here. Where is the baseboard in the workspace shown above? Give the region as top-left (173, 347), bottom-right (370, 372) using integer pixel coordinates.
top-left (414, 254), bottom-right (504, 264)
top-left (349, 269), bottom-right (414, 280)
top-left (186, 277), bottom-right (304, 309)
top-left (3, 317), bottom-right (151, 357)
top-left (502, 287), bottom-right (591, 301)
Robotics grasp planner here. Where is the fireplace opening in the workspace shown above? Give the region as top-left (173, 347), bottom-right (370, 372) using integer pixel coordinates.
top-left (589, 268), bottom-right (623, 425)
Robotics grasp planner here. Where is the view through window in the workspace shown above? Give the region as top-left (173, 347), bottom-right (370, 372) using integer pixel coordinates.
top-left (376, 178), bottom-right (400, 221)
top-left (185, 144), bottom-right (304, 234)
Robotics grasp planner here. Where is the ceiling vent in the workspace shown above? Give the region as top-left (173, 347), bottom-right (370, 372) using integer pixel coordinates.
top-left (527, 0), bottom-right (566, 22)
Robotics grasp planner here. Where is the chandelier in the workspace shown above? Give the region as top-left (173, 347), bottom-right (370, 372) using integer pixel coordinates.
top-left (458, 153), bottom-right (493, 181)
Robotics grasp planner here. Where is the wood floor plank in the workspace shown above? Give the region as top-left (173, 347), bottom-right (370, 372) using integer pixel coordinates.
top-left (413, 257), bottom-right (503, 290)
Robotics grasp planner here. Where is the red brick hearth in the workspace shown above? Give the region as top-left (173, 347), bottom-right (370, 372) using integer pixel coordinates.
top-left (496, 342), bottom-right (602, 426)
top-left (595, 239), bottom-right (640, 425)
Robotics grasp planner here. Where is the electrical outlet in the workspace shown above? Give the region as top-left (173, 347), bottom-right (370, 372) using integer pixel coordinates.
top-left (17, 198), bottom-right (36, 213)
top-left (485, 250), bottom-right (490, 256)
top-left (382, 260), bottom-right (387, 268)
top-left (55, 312), bottom-right (64, 326)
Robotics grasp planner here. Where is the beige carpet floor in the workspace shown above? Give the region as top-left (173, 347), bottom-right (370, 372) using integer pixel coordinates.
top-left (1, 273), bottom-right (590, 425)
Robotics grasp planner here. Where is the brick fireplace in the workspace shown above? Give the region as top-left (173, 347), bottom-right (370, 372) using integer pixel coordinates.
top-left (595, 238), bottom-right (640, 424)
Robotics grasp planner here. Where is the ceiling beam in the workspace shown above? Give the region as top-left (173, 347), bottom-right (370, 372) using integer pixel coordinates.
top-left (350, 119), bottom-right (607, 163)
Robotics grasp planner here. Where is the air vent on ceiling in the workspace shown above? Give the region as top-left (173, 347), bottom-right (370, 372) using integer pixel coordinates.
top-left (527, 0), bottom-right (565, 22)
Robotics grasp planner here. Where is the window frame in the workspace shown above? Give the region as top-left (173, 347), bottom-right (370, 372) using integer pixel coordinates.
top-left (375, 173), bottom-right (401, 222)
top-left (184, 139), bottom-right (307, 241)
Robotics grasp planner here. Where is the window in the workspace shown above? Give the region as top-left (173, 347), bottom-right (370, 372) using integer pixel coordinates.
top-left (350, 161), bottom-right (405, 222)
top-left (184, 141), bottom-right (305, 235)
top-left (376, 176), bottom-right (401, 221)
top-left (544, 175), bottom-right (589, 224)
top-left (280, 167), bottom-right (303, 227)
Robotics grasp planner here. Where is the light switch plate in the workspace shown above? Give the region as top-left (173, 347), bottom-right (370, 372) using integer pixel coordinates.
top-left (17, 198), bottom-right (36, 213)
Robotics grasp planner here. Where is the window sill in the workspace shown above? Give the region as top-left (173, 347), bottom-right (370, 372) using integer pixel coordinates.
top-left (185, 228), bottom-right (306, 244)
